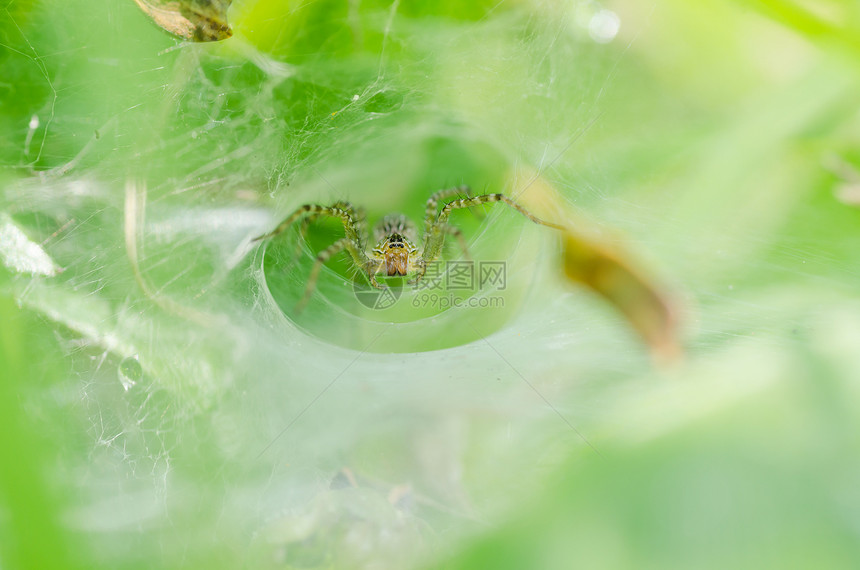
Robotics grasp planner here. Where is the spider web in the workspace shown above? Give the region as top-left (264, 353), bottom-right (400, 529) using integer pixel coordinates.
top-left (8, 0), bottom-right (858, 568)
top-left (5, 1), bottom-right (643, 566)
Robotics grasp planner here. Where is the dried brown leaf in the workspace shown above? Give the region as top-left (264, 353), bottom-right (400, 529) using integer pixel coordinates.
top-left (133, 0), bottom-right (232, 42)
top-left (512, 169), bottom-right (683, 363)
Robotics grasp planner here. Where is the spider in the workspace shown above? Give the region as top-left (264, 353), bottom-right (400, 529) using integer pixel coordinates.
top-left (253, 186), bottom-right (564, 310)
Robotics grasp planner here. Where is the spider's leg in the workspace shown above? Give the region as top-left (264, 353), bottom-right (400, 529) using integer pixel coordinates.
top-left (338, 205), bottom-right (376, 285)
top-left (295, 237), bottom-right (351, 313)
top-left (253, 203), bottom-right (367, 251)
top-left (290, 202), bottom-right (365, 260)
top-left (291, 214), bottom-right (316, 260)
top-left (409, 224), bottom-right (469, 284)
top-left (361, 259), bottom-right (385, 289)
top-left (256, 202), bottom-right (374, 309)
top-left (420, 193), bottom-right (563, 270)
top-left (443, 224), bottom-right (471, 261)
top-left (254, 204), bottom-right (316, 242)
top-left (422, 185), bottom-right (471, 238)
top-left (407, 258), bottom-right (427, 285)
top-left (350, 205), bottom-right (369, 251)
top-left (437, 193), bottom-right (564, 230)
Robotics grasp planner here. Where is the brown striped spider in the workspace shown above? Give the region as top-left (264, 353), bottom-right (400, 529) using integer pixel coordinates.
top-left (253, 186), bottom-right (563, 311)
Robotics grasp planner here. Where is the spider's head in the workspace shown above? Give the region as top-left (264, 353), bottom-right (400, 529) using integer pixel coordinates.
top-left (372, 215), bottom-right (419, 277)
top-left (381, 233), bottom-right (413, 276)
top-left (372, 233), bottom-right (418, 277)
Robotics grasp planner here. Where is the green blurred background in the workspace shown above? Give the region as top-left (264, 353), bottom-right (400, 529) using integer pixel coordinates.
top-left (3, 0), bottom-right (860, 568)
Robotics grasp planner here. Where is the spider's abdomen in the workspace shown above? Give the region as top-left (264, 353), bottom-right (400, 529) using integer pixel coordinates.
top-left (374, 213), bottom-right (416, 241)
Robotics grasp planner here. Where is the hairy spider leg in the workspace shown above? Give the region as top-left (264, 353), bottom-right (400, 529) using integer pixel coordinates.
top-left (443, 224), bottom-right (471, 261)
top-left (292, 215), bottom-right (315, 260)
top-left (371, 213), bottom-right (417, 242)
top-left (291, 201), bottom-right (366, 260)
top-left (254, 202), bottom-right (364, 244)
top-left (411, 193), bottom-right (564, 283)
top-left (254, 202), bottom-right (379, 296)
top-left (416, 186), bottom-right (473, 274)
top-left (295, 237), bottom-right (353, 313)
top-left (422, 185), bottom-right (471, 238)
